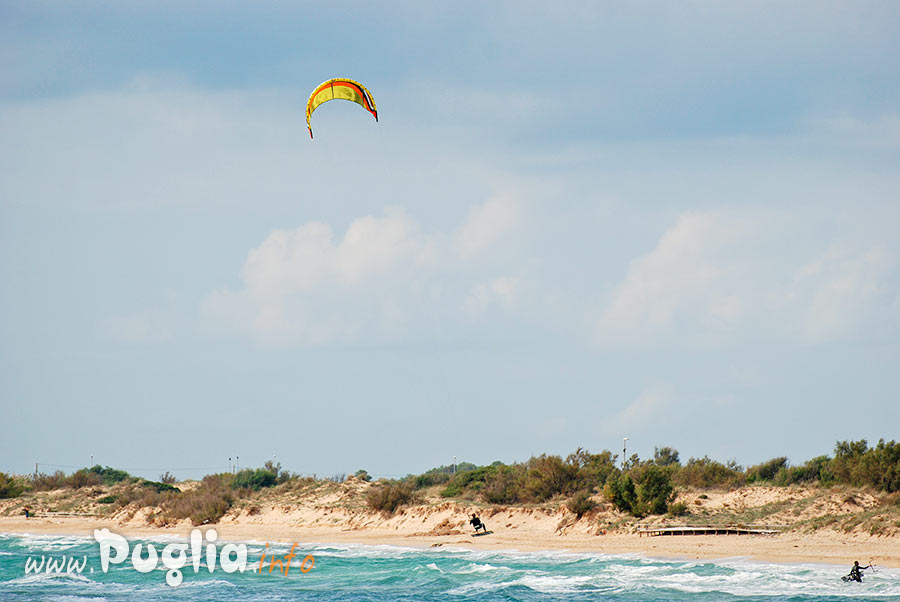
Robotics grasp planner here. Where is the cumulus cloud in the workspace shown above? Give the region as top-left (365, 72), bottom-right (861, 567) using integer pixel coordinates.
top-left (595, 211), bottom-right (899, 347)
top-left (463, 276), bottom-right (520, 315)
top-left (454, 195), bottom-right (522, 259)
top-left (201, 202), bottom-right (525, 345)
top-left (612, 386), bottom-right (672, 430)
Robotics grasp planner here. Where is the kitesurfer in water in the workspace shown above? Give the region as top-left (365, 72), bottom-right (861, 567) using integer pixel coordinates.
top-left (847, 560), bottom-right (871, 583)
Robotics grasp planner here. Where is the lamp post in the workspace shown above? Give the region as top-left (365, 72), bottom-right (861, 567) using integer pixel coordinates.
top-left (622, 438), bottom-right (629, 469)
top-left (453, 456), bottom-right (456, 475)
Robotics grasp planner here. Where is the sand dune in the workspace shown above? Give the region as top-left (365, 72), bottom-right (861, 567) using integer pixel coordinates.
top-left (2, 478), bottom-right (898, 567)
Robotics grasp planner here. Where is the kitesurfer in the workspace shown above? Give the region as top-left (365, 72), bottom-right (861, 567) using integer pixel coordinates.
top-left (846, 560), bottom-right (871, 583)
top-left (469, 514), bottom-right (487, 533)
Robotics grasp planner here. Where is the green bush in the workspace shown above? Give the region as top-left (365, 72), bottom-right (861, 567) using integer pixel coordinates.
top-left (440, 465), bottom-right (499, 498)
top-left (566, 490), bottom-right (597, 519)
top-left (231, 469), bottom-right (277, 491)
top-left (830, 439), bottom-right (900, 492)
top-left (605, 466), bottom-right (674, 517)
top-left (481, 465), bottom-right (526, 504)
top-left (87, 465), bottom-right (131, 485)
top-left (746, 457), bottom-right (789, 483)
top-left (675, 457), bottom-right (743, 489)
top-left (653, 447), bottom-right (681, 467)
top-left (97, 495), bottom-right (118, 504)
top-left (0, 473), bottom-right (24, 498)
top-left (667, 501), bottom-right (689, 517)
top-left (140, 479), bottom-right (179, 493)
top-left (524, 455), bottom-right (578, 501)
top-left (778, 455), bottom-right (832, 485)
top-left (605, 472), bottom-right (638, 514)
top-left (635, 465), bottom-right (675, 515)
top-left (566, 448), bottom-right (618, 491)
top-left (414, 462), bottom-right (477, 489)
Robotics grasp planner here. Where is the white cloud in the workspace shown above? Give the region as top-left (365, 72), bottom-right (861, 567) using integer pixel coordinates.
top-left (789, 247), bottom-right (898, 342)
top-left (464, 276), bottom-right (520, 315)
top-left (595, 211), bottom-right (899, 347)
top-left (454, 195), bottom-right (522, 259)
top-left (201, 202), bottom-right (528, 345)
top-left (613, 386), bottom-right (672, 430)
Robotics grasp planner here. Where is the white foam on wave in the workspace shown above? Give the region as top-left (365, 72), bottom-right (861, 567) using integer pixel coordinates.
top-left (454, 562), bottom-right (507, 574)
top-left (7, 533), bottom-right (94, 552)
top-left (5, 571), bottom-right (95, 586)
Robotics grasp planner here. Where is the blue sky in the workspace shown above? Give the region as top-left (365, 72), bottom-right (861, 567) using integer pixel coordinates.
top-left (1, 1), bottom-right (898, 480)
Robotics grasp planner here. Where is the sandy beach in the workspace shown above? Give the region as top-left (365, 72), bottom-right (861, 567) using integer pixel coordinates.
top-left (0, 510), bottom-right (900, 567)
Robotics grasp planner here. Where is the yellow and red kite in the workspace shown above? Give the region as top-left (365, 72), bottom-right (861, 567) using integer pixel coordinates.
top-left (306, 78), bottom-right (378, 139)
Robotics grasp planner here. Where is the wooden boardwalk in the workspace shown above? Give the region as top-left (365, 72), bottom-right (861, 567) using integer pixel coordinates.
top-left (638, 525), bottom-right (780, 537)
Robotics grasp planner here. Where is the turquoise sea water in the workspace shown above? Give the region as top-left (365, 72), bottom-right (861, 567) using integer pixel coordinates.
top-left (1, 532), bottom-right (898, 601)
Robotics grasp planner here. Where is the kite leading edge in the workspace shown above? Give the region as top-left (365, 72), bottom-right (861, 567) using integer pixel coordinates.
top-left (306, 78), bottom-right (378, 139)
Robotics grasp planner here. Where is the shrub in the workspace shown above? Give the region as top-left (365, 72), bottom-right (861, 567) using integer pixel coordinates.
top-left (830, 439), bottom-right (900, 492)
top-left (87, 465), bottom-right (131, 485)
top-left (481, 465), bottom-right (526, 504)
top-left (635, 465), bottom-right (675, 515)
top-left (675, 457), bottom-right (743, 489)
top-left (440, 465), bottom-right (499, 498)
top-left (524, 455), bottom-right (578, 501)
top-left (140, 479), bottom-right (179, 493)
top-left (778, 455), bottom-right (832, 485)
top-left (31, 471), bottom-right (68, 491)
top-left (159, 472), bottom-right (177, 484)
top-left (653, 447), bottom-right (681, 467)
top-left (263, 460), bottom-right (294, 484)
top-left (668, 501), bottom-right (689, 517)
top-left (605, 473), bottom-right (638, 514)
top-left (566, 490), bottom-right (597, 519)
top-left (566, 448), bottom-right (618, 490)
top-left (154, 474), bottom-right (234, 526)
top-left (67, 469), bottom-right (102, 489)
top-left (366, 482), bottom-right (415, 514)
top-left (746, 457), bottom-right (789, 483)
top-left (0, 473), bottom-right (24, 498)
top-left (413, 462), bottom-right (476, 489)
top-left (97, 495), bottom-right (118, 504)
top-left (354, 470), bottom-right (372, 482)
top-left (605, 466), bottom-right (674, 517)
top-left (232, 469), bottom-right (277, 491)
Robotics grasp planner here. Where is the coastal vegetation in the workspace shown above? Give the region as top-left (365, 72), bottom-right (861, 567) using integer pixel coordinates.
top-left (2, 439), bottom-right (899, 531)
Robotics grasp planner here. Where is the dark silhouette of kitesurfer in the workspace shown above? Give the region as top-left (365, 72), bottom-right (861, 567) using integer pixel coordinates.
top-left (846, 560), bottom-right (871, 583)
top-left (469, 514), bottom-right (487, 533)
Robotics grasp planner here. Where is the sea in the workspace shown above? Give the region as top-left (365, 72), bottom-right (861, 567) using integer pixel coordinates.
top-left (1, 532), bottom-right (898, 601)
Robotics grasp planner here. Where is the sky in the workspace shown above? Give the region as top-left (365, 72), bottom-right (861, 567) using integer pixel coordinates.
top-left (1, 1), bottom-right (898, 480)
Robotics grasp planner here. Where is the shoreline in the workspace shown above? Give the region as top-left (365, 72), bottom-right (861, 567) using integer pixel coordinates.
top-left (3, 517), bottom-right (897, 568)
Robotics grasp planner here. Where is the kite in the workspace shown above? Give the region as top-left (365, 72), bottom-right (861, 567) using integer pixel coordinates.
top-left (306, 78), bottom-right (378, 138)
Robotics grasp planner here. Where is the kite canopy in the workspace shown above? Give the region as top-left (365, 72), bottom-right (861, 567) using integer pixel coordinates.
top-left (306, 78), bottom-right (378, 138)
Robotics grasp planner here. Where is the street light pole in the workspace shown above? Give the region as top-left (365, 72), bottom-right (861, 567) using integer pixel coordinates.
top-left (622, 437), bottom-right (629, 469)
